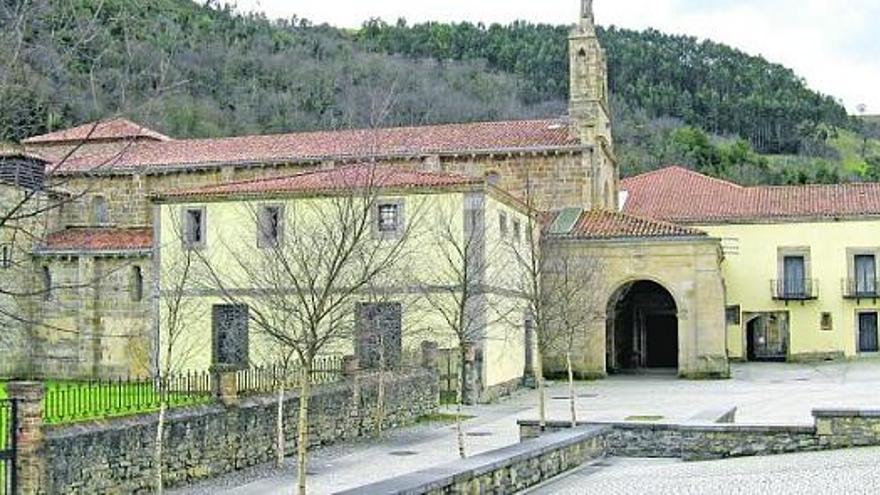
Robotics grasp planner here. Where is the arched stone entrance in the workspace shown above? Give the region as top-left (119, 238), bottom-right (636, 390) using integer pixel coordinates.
top-left (606, 280), bottom-right (679, 372)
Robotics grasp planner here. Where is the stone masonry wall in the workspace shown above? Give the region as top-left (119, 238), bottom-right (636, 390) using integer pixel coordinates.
top-left (41, 369), bottom-right (438, 494)
top-left (337, 425), bottom-right (609, 495)
top-left (520, 407), bottom-right (880, 463)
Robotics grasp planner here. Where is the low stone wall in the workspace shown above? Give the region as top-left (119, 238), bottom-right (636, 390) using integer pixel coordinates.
top-left (814, 408), bottom-right (880, 448)
top-left (335, 425), bottom-right (609, 495)
top-left (41, 369), bottom-right (438, 494)
top-left (519, 406), bottom-right (880, 462)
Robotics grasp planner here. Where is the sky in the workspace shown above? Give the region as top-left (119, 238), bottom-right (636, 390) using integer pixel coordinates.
top-left (228, 0), bottom-right (880, 115)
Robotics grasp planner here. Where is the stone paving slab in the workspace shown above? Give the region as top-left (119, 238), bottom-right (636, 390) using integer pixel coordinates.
top-left (527, 447), bottom-right (880, 494)
top-left (170, 361), bottom-right (880, 494)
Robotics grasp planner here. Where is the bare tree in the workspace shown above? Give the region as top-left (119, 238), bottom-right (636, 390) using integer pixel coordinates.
top-left (199, 165), bottom-right (421, 495)
top-left (152, 213), bottom-right (208, 495)
top-left (416, 198), bottom-right (515, 458)
top-left (541, 254), bottom-right (605, 427)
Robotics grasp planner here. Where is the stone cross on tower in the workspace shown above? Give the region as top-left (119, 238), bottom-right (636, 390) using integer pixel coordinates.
top-left (579, 0), bottom-right (596, 33)
top-left (581, 0), bottom-right (594, 21)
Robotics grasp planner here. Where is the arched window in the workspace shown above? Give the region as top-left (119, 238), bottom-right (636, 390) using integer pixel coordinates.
top-left (131, 266), bottom-right (144, 302)
top-left (42, 266), bottom-right (52, 301)
top-left (92, 195), bottom-right (109, 224)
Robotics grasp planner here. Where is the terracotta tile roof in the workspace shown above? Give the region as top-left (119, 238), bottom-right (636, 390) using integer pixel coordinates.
top-left (158, 164), bottom-right (483, 200)
top-left (621, 166), bottom-right (880, 223)
top-left (548, 209), bottom-right (706, 240)
top-left (52, 118), bottom-right (578, 173)
top-left (23, 118), bottom-right (170, 144)
top-left (38, 228), bottom-right (152, 253)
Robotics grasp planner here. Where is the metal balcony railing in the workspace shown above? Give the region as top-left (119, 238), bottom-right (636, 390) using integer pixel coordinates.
top-left (771, 279), bottom-right (819, 301)
top-left (842, 278), bottom-right (880, 299)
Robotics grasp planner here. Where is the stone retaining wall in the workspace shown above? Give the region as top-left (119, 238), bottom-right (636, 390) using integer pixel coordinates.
top-left (519, 407), bottom-right (880, 462)
top-left (40, 369), bottom-right (438, 494)
top-left (335, 425), bottom-right (609, 495)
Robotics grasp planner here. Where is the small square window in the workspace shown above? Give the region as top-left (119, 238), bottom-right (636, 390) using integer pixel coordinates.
top-left (0, 244), bottom-right (11, 269)
top-left (376, 200), bottom-right (404, 238)
top-left (820, 312), bottom-right (833, 331)
top-left (725, 306), bottom-right (741, 325)
top-left (499, 212), bottom-right (508, 237)
top-left (378, 204), bottom-right (399, 232)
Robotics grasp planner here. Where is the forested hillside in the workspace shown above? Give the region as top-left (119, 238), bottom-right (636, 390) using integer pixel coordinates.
top-left (1, 0), bottom-right (875, 184)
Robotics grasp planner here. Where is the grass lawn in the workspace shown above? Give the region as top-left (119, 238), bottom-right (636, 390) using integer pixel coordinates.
top-left (0, 380), bottom-right (211, 426)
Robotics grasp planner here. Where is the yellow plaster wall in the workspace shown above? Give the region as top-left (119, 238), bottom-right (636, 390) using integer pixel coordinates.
top-left (699, 219), bottom-right (880, 360)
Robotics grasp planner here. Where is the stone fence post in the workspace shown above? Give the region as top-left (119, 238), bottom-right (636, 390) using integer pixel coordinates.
top-left (342, 355), bottom-right (359, 379)
top-left (420, 341), bottom-right (438, 370)
top-left (210, 365), bottom-right (239, 407)
top-left (6, 381), bottom-right (46, 495)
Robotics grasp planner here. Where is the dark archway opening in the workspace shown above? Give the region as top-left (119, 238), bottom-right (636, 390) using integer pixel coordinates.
top-left (606, 281), bottom-right (678, 373)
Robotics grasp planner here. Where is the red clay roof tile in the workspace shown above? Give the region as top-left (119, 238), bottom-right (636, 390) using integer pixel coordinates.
top-left (546, 208), bottom-right (705, 240)
top-left (39, 228), bottom-right (152, 253)
top-left (23, 118), bottom-right (170, 145)
top-left (51, 118), bottom-right (578, 173)
top-left (622, 166), bottom-right (880, 223)
top-left (159, 164), bottom-right (482, 199)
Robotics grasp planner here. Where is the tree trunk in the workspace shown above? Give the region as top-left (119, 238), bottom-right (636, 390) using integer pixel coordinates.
top-left (374, 350), bottom-right (386, 437)
top-left (456, 392), bottom-right (466, 459)
top-left (154, 400), bottom-right (166, 495)
top-left (297, 365), bottom-right (312, 495)
top-left (566, 350), bottom-right (577, 428)
top-left (536, 349), bottom-right (546, 431)
top-left (276, 383), bottom-right (285, 468)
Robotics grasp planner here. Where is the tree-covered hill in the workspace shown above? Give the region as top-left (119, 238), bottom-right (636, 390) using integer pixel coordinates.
top-left (0, 0), bottom-right (874, 184)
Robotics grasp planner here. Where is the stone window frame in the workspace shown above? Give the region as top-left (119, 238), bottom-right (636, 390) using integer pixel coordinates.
top-left (820, 312), bottom-right (833, 332)
top-left (846, 247), bottom-right (880, 295)
top-left (855, 309), bottom-right (879, 354)
top-left (42, 265), bottom-right (52, 301)
top-left (182, 206), bottom-right (207, 249)
top-left (211, 304), bottom-right (250, 369)
top-left (776, 246), bottom-right (812, 297)
top-left (91, 195), bottom-right (110, 225)
top-left (725, 305), bottom-right (741, 326)
top-left (512, 218), bottom-right (522, 244)
top-left (373, 198), bottom-right (405, 240)
top-left (498, 211), bottom-right (508, 238)
top-left (130, 266), bottom-right (144, 302)
top-left (256, 204), bottom-right (285, 249)
top-left (0, 243), bottom-right (11, 269)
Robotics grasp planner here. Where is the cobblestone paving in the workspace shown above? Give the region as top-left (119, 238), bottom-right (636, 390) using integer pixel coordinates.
top-left (170, 360), bottom-right (880, 494)
top-left (529, 447), bottom-right (880, 494)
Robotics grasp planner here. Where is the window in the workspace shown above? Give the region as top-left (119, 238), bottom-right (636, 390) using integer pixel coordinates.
top-left (854, 254), bottom-right (877, 296)
top-left (378, 204), bottom-right (399, 232)
top-left (356, 302), bottom-right (403, 369)
top-left (258, 205), bottom-right (283, 248)
top-left (212, 304), bottom-right (249, 368)
top-left (782, 255), bottom-right (806, 298)
top-left (725, 305), bottom-right (741, 325)
top-left (486, 171), bottom-right (501, 186)
top-left (499, 211), bottom-right (508, 238)
top-left (375, 200), bottom-right (405, 238)
top-left (183, 207), bottom-right (206, 248)
top-left (512, 219), bottom-right (522, 243)
top-left (820, 312), bottom-right (833, 331)
top-left (92, 196), bottom-right (109, 224)
top-left (0, 244), bottom-right (10, 269)
top-left (42, 266), bottom-right (52, 301)
top-left (131, 266), bottom-right (144, 302)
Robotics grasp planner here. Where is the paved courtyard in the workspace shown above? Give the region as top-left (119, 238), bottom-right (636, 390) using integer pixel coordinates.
top-left (529, 447), bottom-right (880, 494)
top-left (172, 360), bottom-right (880, 494)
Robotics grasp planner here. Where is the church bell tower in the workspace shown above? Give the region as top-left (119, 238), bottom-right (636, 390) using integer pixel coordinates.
top-left (569, 0), bottom-right (617, 210)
